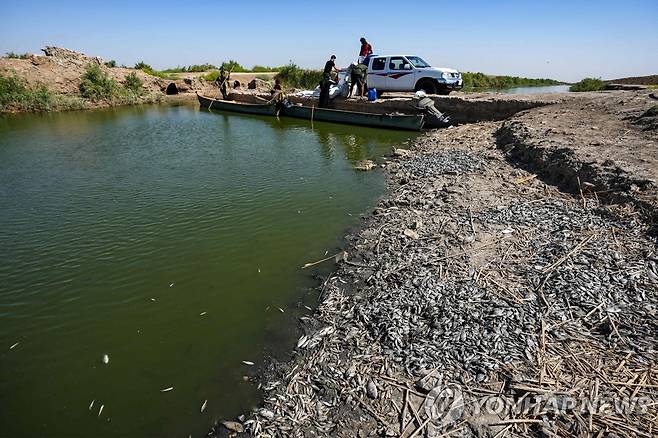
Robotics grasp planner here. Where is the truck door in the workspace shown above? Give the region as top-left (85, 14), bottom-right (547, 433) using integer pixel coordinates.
top-left (367, 57), bottom-right (387, 90)
top-left (386, 56), bottom-right (415, 91)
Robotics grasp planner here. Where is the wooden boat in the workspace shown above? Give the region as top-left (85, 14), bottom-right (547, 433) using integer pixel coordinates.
top-left (281, 104), bottom-right (425, 131)
top-left (196, 93), bottom-right (277, 116)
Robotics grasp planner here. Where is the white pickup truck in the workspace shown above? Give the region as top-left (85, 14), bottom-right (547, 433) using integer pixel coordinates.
top-left (363, 55), bottom-right (463, 96)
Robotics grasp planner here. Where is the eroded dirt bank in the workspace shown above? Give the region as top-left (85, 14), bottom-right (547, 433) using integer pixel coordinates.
top-left (210, 91), bottom-right (658, 437)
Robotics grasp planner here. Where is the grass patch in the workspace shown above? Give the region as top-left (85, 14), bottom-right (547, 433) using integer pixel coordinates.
top-left (0, 72), bottom-right (85, 112)
top-left (462, 72), bottom-right (561, 89)
top-left (569, 77), bottom-right (605, 92)
top-left (4, 52), bottom-right (30, 59)
top-left (275, 63), bottom-right (322, 90)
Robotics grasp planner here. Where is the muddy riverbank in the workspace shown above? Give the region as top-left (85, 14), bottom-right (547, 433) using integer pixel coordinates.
top-left (210, 90), bottom-right (658, 437)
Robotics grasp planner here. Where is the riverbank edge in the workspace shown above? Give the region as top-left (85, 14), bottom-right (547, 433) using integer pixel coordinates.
top-left (207, 90), bottom-right (658, 437)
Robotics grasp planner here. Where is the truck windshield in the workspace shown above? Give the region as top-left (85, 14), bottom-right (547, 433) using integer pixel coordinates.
top-left (407, 57), bottom-right (431, 68)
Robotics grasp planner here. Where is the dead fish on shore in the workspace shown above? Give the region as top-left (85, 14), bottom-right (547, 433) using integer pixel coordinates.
top-left (102, 354), bottom-right (109, 364)
top-left (200, 399), bottom-right (208, 413)
top-left (161, 387), bottom-right (174, 392)
top-left (242, 360), bottom-right (254, 366)
top-left (9, 342), bottom-right (19, 350)
top-left (98, 404), bottom-right (104, 417)
top-left (221, 421), bottom-right (244, 433)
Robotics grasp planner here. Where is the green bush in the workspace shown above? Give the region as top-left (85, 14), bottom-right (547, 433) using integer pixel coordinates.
top-left (4, 52), bottom-right (30, 59)
top-left (220, 60), bottom-right (247, 72)
top-left (569, 77), bottom-right (605, 92)
top-left (200, 70), bottom-right (220, 81)
top-left (123, 72), bottom-right (143, 94)
top-left (275, 63), bottom-right (323, 89)
top-left (79, 63), bottom-right (117, 101)
top-left (252, 65), bottom-right (279, 73)
top-left (461, 72), bottom-right (561, 89)
top-left (0, 73), bottom-right (55, 111)
top-left (104, 60), bottom-right (117, 68)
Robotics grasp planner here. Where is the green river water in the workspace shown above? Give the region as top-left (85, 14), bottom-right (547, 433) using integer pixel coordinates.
top-left (0, 103), bottom-right (413, 437)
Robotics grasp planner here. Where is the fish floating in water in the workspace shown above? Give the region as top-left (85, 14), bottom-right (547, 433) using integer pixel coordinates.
top-left (9, 342), bottom-right (19, 350)
top-left (169, 283), bottom-right (174, 288)
top-left (199, 312), bottom-right (207, 316)
top-left (242, 361), bottom-right (254, 366)
top-left (161, 387), bottom-right (174, 392)
top-left (102, 354), bottom-right (109, 364)
top-left (89, 400), bottom-right (95, 411)
top-left (98, 404), bottom-right (104, 417)
top-left (200, 400), bottom-right (208, 413)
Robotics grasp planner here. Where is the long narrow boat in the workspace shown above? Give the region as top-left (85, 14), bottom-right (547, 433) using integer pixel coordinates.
top-left (196, 93), bottom-right (277, 116)
top-left (281, 104), bottom-right (425, 131)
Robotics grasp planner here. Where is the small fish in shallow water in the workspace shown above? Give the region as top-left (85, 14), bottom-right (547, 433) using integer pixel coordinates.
top-left (98, 405), bottom-right (104, 417)
top-left (102, 354), bottom-right (109, 364)
top-left (278, 308), bottom-right (284, 313)
top-left (169, 283), bottom-right (174, 288)
top-left (200, 399), bottom-right (208, 413)
top-left (199, 312), bottom-right (207, 316)
top-left (161, 387), bottom-right (174, 392)
top-left (89, 400), bottom-right (95, 411)
top-left (9, 342), bottom-right (19, 350)
top-left (242, 361), bottom-right (254, 366)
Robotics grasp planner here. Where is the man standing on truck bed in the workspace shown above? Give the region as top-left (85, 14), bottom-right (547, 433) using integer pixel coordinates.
top-left (358, 37), bottom-right (373, 63)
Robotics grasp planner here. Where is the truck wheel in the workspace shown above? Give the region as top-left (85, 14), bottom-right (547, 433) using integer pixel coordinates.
top-left (437, 87), bottom-right (451, 95)
top-left (415, 79), bottom-right (437, 95)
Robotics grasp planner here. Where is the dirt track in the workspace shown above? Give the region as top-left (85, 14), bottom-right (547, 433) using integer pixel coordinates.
top-left (210, 90), bottom-right (658, 437)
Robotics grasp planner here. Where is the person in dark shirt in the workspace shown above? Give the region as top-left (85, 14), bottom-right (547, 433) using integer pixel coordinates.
top-left (215, 66), bottom-right (230, 100)
top-left (359, 37), bottom-right (373, 63)
top-left (320, 55), bottom-right (338, 108)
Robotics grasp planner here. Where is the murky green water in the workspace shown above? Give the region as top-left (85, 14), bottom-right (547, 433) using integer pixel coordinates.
top-left (0, 103), bottom-right (413, 437)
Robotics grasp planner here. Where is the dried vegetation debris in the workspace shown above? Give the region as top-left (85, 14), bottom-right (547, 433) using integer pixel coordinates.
top-left (212, 103), bottom-right (657, 437)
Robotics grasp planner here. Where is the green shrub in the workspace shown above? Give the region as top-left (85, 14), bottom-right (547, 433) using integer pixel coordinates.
top-left (105, 60), bottom-right (117, 68)
top-left (123, 72), bottom-right (143, 94)
top-left (275, 63), bottom-right (323, 89)
top-left (220, 60), bottom-right (247, 72)
top-left (200, 70), bottom-right (220, 81)
top-left (4, 52), bottom-right (30, 59)
top-left (0, 73), bottom-right (55, 111)
top-left (569, 77), bottom-right (605, 92)
top-left (461, 72), bottom-right (561, 89)
top-left (79, 63), bottom-right (117, 100)
top-left (252, 65), bottom-right (279, 72)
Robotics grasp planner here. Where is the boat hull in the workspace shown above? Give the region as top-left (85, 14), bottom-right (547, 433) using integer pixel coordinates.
top-left (197, 93), bottom-right (277, 116)
top-left (281, 105), bottom-right (424, 131)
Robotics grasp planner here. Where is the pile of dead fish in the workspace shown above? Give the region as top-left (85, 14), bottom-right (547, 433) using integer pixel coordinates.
top-left (214, 144), bottom-right (658, 437)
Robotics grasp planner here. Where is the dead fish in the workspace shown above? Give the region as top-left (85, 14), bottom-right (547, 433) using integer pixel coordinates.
top-left (98, 404), bottom-right (104, 417)
top-left (278, 307), bottom-right (284, 313)
top-left (199, 312), bottom-right (207, 316)
top-left (169, 283), bottom-right (174, 287)
top-left (242, 361), bottom-right (254, 366)
top-left (88, 400), bottom-right (95, 411)
top-left (258, 268), bottom-right (261, 273)
top-left (9, 342), bottom-right (19, 350)
top-left (200, 399), bottom-right (208, 413)
top-left (161, 387), bottom-right (174, 392)
top-left (150, 298), bottom-right (156, 302)
top-left (221, 421), bottom-right (244, 433)
top-left (102, 354), bottom-right (109, 364)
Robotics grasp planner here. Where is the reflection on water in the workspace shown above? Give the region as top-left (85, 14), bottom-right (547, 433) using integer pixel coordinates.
top-left (0, 103), bottom-right (414, 438)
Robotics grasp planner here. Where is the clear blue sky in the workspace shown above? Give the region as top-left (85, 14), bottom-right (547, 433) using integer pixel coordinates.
top-left (1, 0), bottom-right (656, 82)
